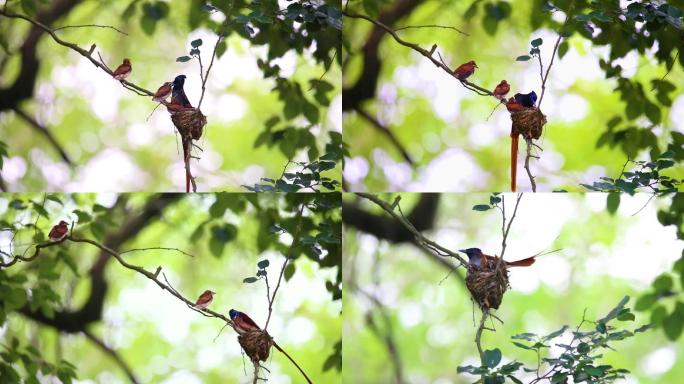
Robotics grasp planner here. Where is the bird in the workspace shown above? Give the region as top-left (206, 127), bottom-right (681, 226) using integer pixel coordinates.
top-left (194, 290), bottom-right (215, 310)
top-left (460, 248), bottom-right (536, 269)
top-left (229, 309), bottom-right (261, 335)
top-left (514, 91), bottom-right (538, 108)
top-left (153, 81), bottom-right (173, 103)
top-left (171, 74), bottom-right (192, 108)
top-left (112, 58), bottom-right (132, 81)
top-left (454, 60), bottom-right (478, 81)
top-left (505, 97), bottom-right (525, 113)
top-left (48, 221), bottom-right (69, 242)
top-left (493, 80), bottom-right (510, 100)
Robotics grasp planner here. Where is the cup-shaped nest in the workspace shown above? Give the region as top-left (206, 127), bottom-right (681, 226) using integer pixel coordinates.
top-left (511, 107), bottom-right (546, 140)
top-left (171, 108), bottom-right (206, 141)
top-left (238, 329), bottom-right (273, 363)
top-left (465, 261), bottom-right (510, 310)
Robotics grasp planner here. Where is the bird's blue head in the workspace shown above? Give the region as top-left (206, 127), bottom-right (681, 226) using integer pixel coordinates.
top-left (459, 248), bottom-right (483, 259)
top-left (173, 75), bottom-right (186, 88)
top-left (529, 91), bottom-right (538, 105)
top-left (229, 309), bottom-right (239, 319)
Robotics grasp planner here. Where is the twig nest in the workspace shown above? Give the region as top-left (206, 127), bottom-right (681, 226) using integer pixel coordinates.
top-left (465, 261), bottom-right (510, 310)
top-left (170, 108), bottom-right (206, 140)
top-left (238, 330), bottom-right (273, 363)
top-left (511, 107), bottom-right (546, 140)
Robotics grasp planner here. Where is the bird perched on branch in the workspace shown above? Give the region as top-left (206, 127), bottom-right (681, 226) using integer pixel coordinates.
top-left (48, 221), bottom-right (69, 242)
top-left (229, 309), bottom-right (261, 335)
top-left (493, 80), bottom-right (510, 100)
top-left (460, 248), bottom-right (536, 269)
top-left (171, 74), bottom-right (192, 108)
top-left (514, 91), bottom-right (538, 108)
top-left (194, 290), bottom-right (215, 310)
top-left (153, 81), bottom-right (172, 103)
top-left (454, 60), bottom-right (478, 80)
top-left (112, 58), bottom-right (132, 81)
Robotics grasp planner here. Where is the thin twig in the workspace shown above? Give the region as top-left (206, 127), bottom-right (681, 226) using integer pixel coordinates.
top-left (198, 34), bottom-right (222, 109)
top-left (538, 3), bottom-right (573, 108)
top-left (499, 193), bottom-right (523, 260)
top-left (394, 24), bottom-right (468, 35)
top-left (264, 203), bottom-right (306, 330)
top-left (120, 247), bottom-right (195, 258)
top-left (53, 24), bottom-right (127, 35)
top-left (83, 329), bottom-right (139, 384)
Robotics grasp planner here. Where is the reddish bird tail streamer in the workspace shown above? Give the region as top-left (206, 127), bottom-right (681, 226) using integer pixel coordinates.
top-left (510, 131), bottom-right (519, 192)
top-left (506, 256), bottom-right (535, 267)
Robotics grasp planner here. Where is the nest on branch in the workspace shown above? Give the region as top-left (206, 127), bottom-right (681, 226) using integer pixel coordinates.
top-left (238, 329), bottom-right (273, 363)
top-left (170, 108), bottom-right (206, 141)
top-left (465, 260), bottom-right (510, 310)
top-left (511, 107), bottom-right (546, 140)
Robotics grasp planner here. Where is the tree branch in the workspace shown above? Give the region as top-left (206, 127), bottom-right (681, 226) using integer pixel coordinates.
top-left (12, 107), bottom-right (73, 166)
top-left (354, 106), bottom-right (414, 165)
top-left (82, 329), bottom-right (139, 384)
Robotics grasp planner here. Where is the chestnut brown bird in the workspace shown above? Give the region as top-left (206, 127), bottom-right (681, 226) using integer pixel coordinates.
top-left (194, 290), bottom-right (215, 310)
top-left (454, 60), bottom-right (478, 80)
top-left (493, 80), bottom-right (510, 100)
top-left (112, 58), bottom-right (132, 81)
top-left (48, 221), bottom-right (69, 242)
top-left (153, 81), bottom-right (172, 103)
top-left (460, 248), bottom-right (536, 269)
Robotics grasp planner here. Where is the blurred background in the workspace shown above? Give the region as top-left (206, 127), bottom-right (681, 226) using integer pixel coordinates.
top-left (0, 193), bottom-right (342, 383)
top-left (343, 192), bottom-right (684, 383)
top-left (342, 0), bottom-right (684, 192)
top-left (0, 0), bottom-right (342, 192)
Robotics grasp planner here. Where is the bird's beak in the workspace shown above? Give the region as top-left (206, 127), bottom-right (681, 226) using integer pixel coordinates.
top-left (459, 249), bottom-right (467, 253)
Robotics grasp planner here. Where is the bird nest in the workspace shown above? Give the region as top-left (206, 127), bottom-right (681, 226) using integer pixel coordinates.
top-left (511, 107), bottom-right (546, 140)
top-left (170, 108), bottom-right (206, 141)
top-left (238, 329), bottom-right (273, 363)
top-left (465, 260), bottom-right (510, 310)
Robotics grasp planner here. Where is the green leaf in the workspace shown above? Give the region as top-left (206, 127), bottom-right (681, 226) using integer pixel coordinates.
top-left (516, 55), bottom-right (531, 61)
top-left (284, 263), bottom-right (295, 281)
top-left (543, 325), bottom-right (568, 340)
top-left (257, 259), bottom-right (270, 269)
top-left (483, 348), bottom-right (502, 368)
top-left (473, 204), bottom-right (492, 211)
top-left (596, 322), bottom-right (607, 333)
top-left (191, 38), bottom-right (203, 48)
top-left (176, 56), bottom-right (192, 63)
top-left (72, 210), bottom-right (92, 223)
top-left (531, 38), bottom-right (543, 47)
top-left (606, 192), bottom-right (620, 215)
top-left (551, 372), bottom-right (568, 383)
top-left (635, 293), bottom-right (657, 311)
top-left (243, 277), bottom-right (258, 284)
top-left (653, 274), bottom-right (673, 292)
top-left (617, 309), bottom-right (635, 322)
top-left (599, 295), bottom-right (630, 323)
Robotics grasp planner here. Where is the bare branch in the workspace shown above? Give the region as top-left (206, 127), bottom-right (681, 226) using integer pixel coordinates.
top-left (82, 329), bottom-right (139, 384)
top-left (355, 106), bottom-right (414, 165)
top-left (264, 203), bottom-right (306, 330)
top-left (394, 24), bottom-right (468, 35)
top-left (53, 24), bottom-right (127, 35)
top-left (499, 193), bottom-right (523, 260)
top-left (12, 107), bottom-right (73, 166)
top-left (342, 11), bottom-right (496, 99)
top-left (356, 193), bottom-right (469, 267)
top-left (0, 9), bottom-right (154, 97)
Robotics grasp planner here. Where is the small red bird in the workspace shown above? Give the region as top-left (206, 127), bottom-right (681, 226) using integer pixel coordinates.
top-left (454, 60), bottom-right (478, 80)
top-left (153, 82), bottom-right (172, 103)
top-left (48, 221), bottom-right (69, 242)
top-left (493, 80), bottom-right (510, 100)
top-left (194, 290), bottom-right (215, 310)
top-left (229, 309), bottom-right (261, 335)
top-left (505, 97), bottom-right (525, 113)
top-left (112, 58), bottom-right (132, 81)
top-left (165, 101), bottom-right (183, 113)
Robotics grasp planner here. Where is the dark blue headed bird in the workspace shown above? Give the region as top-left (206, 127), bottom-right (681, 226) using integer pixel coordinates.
top-left (514, 91), bottom-right (538, 108)
top-left (171, 74), bottom-right (192, 108)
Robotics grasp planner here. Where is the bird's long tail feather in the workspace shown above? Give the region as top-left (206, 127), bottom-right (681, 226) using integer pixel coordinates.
top-left (511, 132), bottom-right (519, 192)
top-left (506, 256), bottom-right (535, 267)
